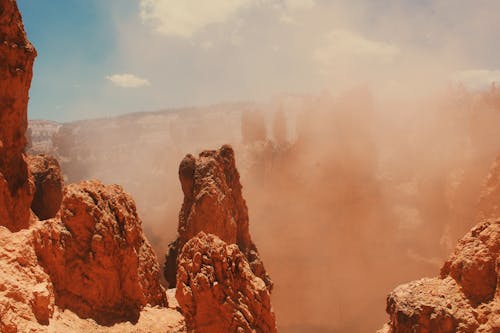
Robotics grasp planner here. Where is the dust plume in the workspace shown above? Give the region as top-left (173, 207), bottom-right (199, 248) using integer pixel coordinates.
top-left (44, 82), bottom-right (500, 332)
top-left (27, 1), bottom-right (500, 331)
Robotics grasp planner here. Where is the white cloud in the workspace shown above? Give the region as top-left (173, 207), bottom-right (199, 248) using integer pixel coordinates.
top-left (279, 14), bottom-right (295, 24)
top-left (105, 74), bottom-right (151, 88)
top-left (314, 29), bottom-right (400, 68)
top-left (285, 0), bottom-right (315, 10)
top-left (140, 0), bottom-right (251, 38)
top-left (451, 69), bottom-right (500, 90)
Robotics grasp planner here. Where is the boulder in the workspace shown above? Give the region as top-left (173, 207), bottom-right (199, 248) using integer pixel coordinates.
top-left (34, 180), bottom-right (167, 325)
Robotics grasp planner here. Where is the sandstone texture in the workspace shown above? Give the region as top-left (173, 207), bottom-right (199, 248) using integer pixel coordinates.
top-left (176, 232), bottom-right (277, 333)
top-left (0, 226), bottom-right (55, 332)
top-left (28, 154), bottom-right (63, 220)
top-left (48, 306), bottom-right (186, 333)
top-left (380, 219), bottom-right (500, 332)
top-left (165, 145), bottom-right (272, 291)
top-left (34, 180), bottom-right (167, 325)
top-left (0, 0), bottom-right (36, 231)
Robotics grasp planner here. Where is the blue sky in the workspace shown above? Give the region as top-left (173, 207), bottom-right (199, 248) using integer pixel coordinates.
top-left (17, 0), bottom-right (500, 122)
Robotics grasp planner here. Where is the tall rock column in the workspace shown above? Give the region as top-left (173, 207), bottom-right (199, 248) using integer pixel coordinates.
top-left (166, 145), bottom-right (277, 332)
top-left (164, 145), bottom-right (272, 290)
top-left (0, 0), bottom-right (37, 231)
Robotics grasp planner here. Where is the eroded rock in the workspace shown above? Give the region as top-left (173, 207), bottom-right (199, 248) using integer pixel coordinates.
top-left (0, 226), bottom-right (55, 332)
top-left (176, 232), bottom-right (277, 333)
top-left (0, 0), bottom-right (37, 231)
top-left (381, 220), bottom-right (499, 333)
top-left (164, 145), bottom-right (272, 290)
top-left (28, 154), bottom-right (64, 220)
top-left (34, 180), bottom-right (167, 325)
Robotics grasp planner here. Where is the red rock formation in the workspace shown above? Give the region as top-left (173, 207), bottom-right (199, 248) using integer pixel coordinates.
top-left (379, 154), bottom-right (500, 333)
top-left (0, 1), bottom-right (186, 331)
top-left (0, 226), bottom-right (55, 332)
top-left (380, 220), bottom-right (499, 333)
top-left (0, 0), bottom-right (37, 231)
top-left (176, 232), bottom-right (277, 333)
top-left (28, 154), bottom-right (64, 220)
top-left (34, 180), bottom-right (167, 325)
top-left (164, 145), bottom-right (272, 291)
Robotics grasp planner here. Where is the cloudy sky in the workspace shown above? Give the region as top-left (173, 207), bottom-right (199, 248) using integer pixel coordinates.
top-left (18, 0), bottom-right (500, 121)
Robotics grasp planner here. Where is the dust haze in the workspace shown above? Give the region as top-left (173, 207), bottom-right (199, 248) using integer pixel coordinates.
top-left (40, 81), bottom-right (500, 332)
top-left (24, 1), bottom-right (500, 331)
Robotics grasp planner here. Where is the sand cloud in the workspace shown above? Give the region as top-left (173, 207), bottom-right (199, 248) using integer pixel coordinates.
top-left (284, 0), bottom-right (315, 10)
top-left (314, 29), bottom-right (400, 68)
top-left (139, 0), bottom-right (251, 38)
top-left (452, 69), bottom-right (500, 89)
top-left (105, 73), bottom-right (151, 88)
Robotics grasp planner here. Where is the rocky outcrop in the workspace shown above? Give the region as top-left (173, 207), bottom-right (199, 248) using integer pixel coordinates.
top-left (176, 232), bottom-right (277, 333)
top-left (380, 219), bottom-right (499, 333)
top-left (379, 154), bottom-right (500, 333)
top-left (0, 0), bottom-right (37, 231)
top-left (34, 180), bottom-right (167, 325)
top-left (28, 154), bottom-right (64, 220)
top-left (164, 145), bottom-right (272, 290)
top-left (0, 226), bottom-right (55, 332)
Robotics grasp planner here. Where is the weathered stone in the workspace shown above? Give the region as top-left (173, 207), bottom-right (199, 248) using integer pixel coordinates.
top-left (176, 232), bottom-right (277, 333)
top-left (0, 0), bottom-right (37, 231)
top-left (34, 181), bottom-right (167, 325)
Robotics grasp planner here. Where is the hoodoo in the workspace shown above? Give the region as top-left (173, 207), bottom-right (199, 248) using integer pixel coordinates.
top-left (165, 145), bottom-right (272, 290)
top-left (0, 0), bottom-right (37, 231)
top-left (166, 145), bottom-right (277, 332)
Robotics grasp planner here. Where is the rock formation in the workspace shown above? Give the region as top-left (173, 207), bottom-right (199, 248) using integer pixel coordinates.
top-left (34, 180), bottom-right (167, 325)
top-left (0, 0), bottom-right (37, 231)
top-left (0, 1), bottom-right (188, 331)
top-left (28, 154), bottom-right (64, 220)
top-left (0, 226), bottom-right (55, 332)
top-left (379, 220), bottom-right (499, 333)
top-left (164, 145), bottom-right (272, 291)
top-left (379, 156), bottom-right (500, 332)
top-left (176, 232), bottom-right (277, 333)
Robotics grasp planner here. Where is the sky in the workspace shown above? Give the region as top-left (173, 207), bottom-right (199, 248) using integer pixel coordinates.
top-left (17, 0), bottom-right (500, 122)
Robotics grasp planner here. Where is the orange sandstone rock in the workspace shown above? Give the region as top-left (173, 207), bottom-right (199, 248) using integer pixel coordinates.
top-left (380, 155), bottom-right (500, 333)
top-left (34, 180), bottom-right (167, 325)
top-left (165, 145), bottom-right (272, 291)
top-left (0, 0), bottom-right (37, 231)
top-left (380, 220), bottom-right (499, 333)
top-left (176, 232), bottom-right (277, 333)
top-left (0, 226), bottom-right (55, 332)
